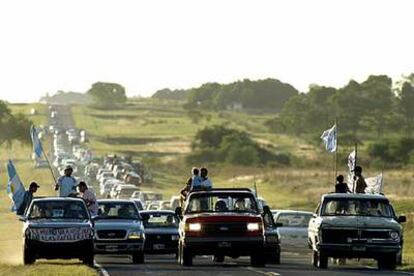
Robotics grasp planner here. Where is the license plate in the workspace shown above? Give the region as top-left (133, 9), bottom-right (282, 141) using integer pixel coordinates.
top-left (105, 245), bottom-right (118, 251)
top-left (218, 242), bottom-right (231, 248)
top-left (352, 246), bottom-right (366, 252)
top-left (153, 244), bottom-right (165, 250)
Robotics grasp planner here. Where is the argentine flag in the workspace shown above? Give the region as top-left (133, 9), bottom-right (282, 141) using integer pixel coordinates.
top-left (6, 160), bottom-right (26, 212)
top-left (320, 124), bottom-right (337, 153)
top-left (30, 125), bottom-right (44, 159)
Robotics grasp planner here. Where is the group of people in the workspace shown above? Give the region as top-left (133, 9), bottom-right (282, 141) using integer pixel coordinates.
top-left (180, 167), bottom-right (213, 200)
top-left (335, 165), bottom-right (367, 194)
top-left (17, 165), bottom-right (98, 216)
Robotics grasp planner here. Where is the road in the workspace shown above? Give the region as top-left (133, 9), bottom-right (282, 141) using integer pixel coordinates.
top-left (95, 253), bottom-right (413, 276)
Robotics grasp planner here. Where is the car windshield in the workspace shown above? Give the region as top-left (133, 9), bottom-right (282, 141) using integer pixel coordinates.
top-left (322, 199), bottom-right (393, 217)
top-left (186, 193), bottom-right (259, 214)
top-left (98, 202), bottom-right (140, 220)
top-left (28, 201), bottom-right (88, 220)
top-left (276, 213), bottom-right (312, 227)
top-left (143, 213), bottom-right (179, 228)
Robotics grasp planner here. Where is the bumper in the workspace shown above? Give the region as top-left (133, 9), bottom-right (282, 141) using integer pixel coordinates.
top-left (183, 236), bottom-right (264, 256)
top-left (144, 241), bottom-right (178, 254)
top-left (25, 239), bottom-right (93, 259)
top-left (318, 243), bottom-right (401, 258)
top-left (94, 239), bottom-right (144, 254)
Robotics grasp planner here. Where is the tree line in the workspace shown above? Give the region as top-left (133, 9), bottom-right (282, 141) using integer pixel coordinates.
top-left (0, 101), bottom-right (33, 146)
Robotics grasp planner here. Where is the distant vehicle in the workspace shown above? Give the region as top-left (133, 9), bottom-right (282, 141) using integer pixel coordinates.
top-left (20, 197), bottom-right (94, 265)
top-left (131, 191), bottom-right (163, 206)
top-left (124, 172), bottom-right (142, 186)
top-left (116, 186), bottom-right (140, 199)
top-left (94, 199), bottom-right (145, 264)
top-left (141, 210), bottom-right (180, 254)
top-left (308, 193), bottom-right (406, 270)
top-left (146, 201), bottom-right (163, 210)
top-left (98, 172), bottom-right (114, 183)
top-left (170, 196), bottom-right (181, 210)
top-left (176, 188), bottom-right (269, 267)
top-left (100, 181), bottom-right (122, 198)
top-left (274, 210), bottom-right (313, 253)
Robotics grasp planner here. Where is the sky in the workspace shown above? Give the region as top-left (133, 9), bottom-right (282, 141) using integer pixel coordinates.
top-left (0, 0), bottom-right (414, 103)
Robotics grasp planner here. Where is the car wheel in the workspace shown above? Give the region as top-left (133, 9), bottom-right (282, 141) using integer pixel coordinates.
top-left (251, 251), bottom-right (266, 267)
top-left (132, 252), bottom-right (145, 264)
top-left (82, 253), bottom-right (94, 267)
top-left (23, 246), bottom-right (35, 265)
top-left (316, 251), bottom-right (328, 269)
top-left (181, 245), bottom-right (193, 266)
top-left (212, 255), bottom-right (225, 263)
top-left (378, 253), bottom-right (397, 270)
top-left (396, 249), bottom-right (403, 265)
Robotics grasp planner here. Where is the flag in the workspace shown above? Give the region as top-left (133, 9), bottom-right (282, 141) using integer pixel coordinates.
top-left (30, 125), bottom-right (43, 159)
top-left (6, 160), bottom-right (26, 212)
top-left (347, 150), bottom-right (356, 192)
top-left (365, 173), bottom-right (384, 194)
top-left (320, 124), bottom-right (337, 153)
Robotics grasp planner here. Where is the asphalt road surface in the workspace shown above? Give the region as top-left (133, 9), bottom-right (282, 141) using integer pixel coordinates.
top-left (95, 253), bottom-right (413, 276)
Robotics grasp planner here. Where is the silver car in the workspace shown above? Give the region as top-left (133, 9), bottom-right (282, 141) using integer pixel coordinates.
top-left (94, 199), bottom-right (145, 263)
top-left (273, 210), bottom-right (313, 253)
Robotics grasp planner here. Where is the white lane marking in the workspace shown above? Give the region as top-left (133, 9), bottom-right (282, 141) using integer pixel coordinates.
top-left (94, 261), bottom-right (111, 276)
top-left (244, 267), bottom-right (281, 276)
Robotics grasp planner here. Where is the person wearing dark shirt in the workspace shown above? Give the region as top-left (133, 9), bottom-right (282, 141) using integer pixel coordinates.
top-left (17, 182), bottom-right (39, 215)
top-left (335, 175), bottom-right (350, 193)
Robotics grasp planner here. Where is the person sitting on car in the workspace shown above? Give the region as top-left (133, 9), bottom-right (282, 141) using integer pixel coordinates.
top-left (215, 200), bottom-right (228, 212)
top-left (77, 181), bottom-right (99, 216)
top-left (55, 166), bottom-right (77, 197)
top-left (200, 167), bottom-right (213, 190)
top-left (335, 175), bottom-right (350, 193)
top-left (17, 182), bottom-right (40, 215)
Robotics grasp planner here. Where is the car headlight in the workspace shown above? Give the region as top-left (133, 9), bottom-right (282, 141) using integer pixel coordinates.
top-left (247, 223), bottom-right (260, 231)
top-left (128, 231), bottom-right (144, 239)
top-left (390, 231), bottom-right (400, 240)
top-left (171, 235), bottom-right (179, 241)
top-left (188, 223), bottom-right (201, 231)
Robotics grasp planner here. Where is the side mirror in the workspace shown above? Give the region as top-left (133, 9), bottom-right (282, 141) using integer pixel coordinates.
top-left (262, 205), bottom-right (271, 214)
top-left (275, 222), bottom-right (283, 228)
top-left (312, 213), bottom-right (317, 218)
top-left (175, 207), bottom-right (183, 219)
top-left (18, 216), bottom-right (27, 222)
top-left (397, 216), bottom-right (407, 223)
top-left (141, 214), bottom-right (150, 221)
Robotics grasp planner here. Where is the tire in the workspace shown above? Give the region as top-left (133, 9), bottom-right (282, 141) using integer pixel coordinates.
top-left (213, 255), bottom-right (225, 263)
top-left (266, 250), bottom-right (280, 264)
top-left (181, 245), bottom-right (193, 266)
top-left (82, 253), bottom-right (94, 267)
top-left (396, 249), bottom-right (403, 265)
top-left (23, 246), bottom-right (35, 265)
top-left (251, 251), bottom-right (266, 267)
top-left (378, 253), bottom-right (397, 270)
top-left (316, 251), bottom-right (328, 269)
top-left (132, 252), bottom-right (145, 264)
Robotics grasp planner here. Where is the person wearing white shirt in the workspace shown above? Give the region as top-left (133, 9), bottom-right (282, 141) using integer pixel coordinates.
top-left (55, 166), bottom-right (77, 197)
top-left (200, 167), bottom-right (213, 190)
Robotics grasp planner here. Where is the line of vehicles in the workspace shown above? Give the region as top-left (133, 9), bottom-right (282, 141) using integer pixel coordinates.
top-left (18, 187), bottom-right (406, 270)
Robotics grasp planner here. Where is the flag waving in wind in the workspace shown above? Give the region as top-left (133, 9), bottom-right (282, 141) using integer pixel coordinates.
top-left (320, 124), bottom-right (337, 153)
top-left (347, 150), bottom-right (356, 192)
top-left (30, 125), bottom-right (44, 159)
top-left (6, 160), bottom-right (26, 212)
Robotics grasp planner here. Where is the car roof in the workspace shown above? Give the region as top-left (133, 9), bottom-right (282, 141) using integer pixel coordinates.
top-left (32, 197), bottom-right (84, 202)
top-left (322, 193), bottom-right (388, 201)
top-left (189, 188), bottom-right (254, 196)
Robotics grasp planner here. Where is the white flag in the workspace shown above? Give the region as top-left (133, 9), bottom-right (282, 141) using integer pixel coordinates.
top-left (320, 124), bottom-right (337, 153)
top-left (347, 150), bottom-right (356, 192)
top-left (365, 173), bottom-right (383, 194)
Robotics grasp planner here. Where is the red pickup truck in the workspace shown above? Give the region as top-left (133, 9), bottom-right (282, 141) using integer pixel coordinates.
top-left (176, 188), bottom-right (268, 267)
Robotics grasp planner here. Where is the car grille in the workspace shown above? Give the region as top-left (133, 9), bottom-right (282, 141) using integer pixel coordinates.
top-left (97, 230), bottom-right (127, 239)
top-left (202, 222), bottom-right (247, 236)
top-left (146, 234), bottom-right (174, 243)
top-left (322, 229), bottom-right (390, 243)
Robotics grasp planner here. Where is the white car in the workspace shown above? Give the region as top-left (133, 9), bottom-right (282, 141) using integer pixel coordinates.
top-left (273, 210), bottom-right (313, 253)
top-left (116, 186), bottom-right (140, 199)
top-left (97, 172), bottom-right (114, 183)
top-left (131, 191), bottom-right (163, 206)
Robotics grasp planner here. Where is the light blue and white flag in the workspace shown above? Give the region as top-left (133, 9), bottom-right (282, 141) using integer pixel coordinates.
top-left (6, 160), bottom-right (26, 212)
top-left (365, 173), bottom-right (384, 194)
top-left (320, 124), bottom-right (337, 153)
top-left (30, 125), bottom-right (43, 159)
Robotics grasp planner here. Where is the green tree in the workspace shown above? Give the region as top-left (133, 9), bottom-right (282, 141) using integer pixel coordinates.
top-left (87, 82), bottom-right (127, 107)
top-left (398, 82), bottom-right (414, 136)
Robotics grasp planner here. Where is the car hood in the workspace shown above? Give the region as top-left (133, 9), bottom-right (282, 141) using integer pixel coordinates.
top-left (144, 227), bottom-right (179, 235)
top-left (27, 219), bottom-right (91, 228)
top-left (94, 219), bottom-right (143, 230)
top-left (321, 216), bottom-right (401, 230)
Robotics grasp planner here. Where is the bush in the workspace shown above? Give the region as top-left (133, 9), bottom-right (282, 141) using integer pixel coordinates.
top-left (368, 138), bottom-right (414, 165)
top-left (225, 145), bottom-right (260, 166)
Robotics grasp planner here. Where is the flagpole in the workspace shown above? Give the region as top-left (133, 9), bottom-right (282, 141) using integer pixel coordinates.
top-left (334, 118), bottom-right (338, 184)
top-left (352, 142), bottom-right (358, 193)
top-left (42, 150), bottom-right (57, 184)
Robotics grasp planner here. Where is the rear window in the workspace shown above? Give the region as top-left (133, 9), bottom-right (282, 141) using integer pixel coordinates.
top-left (276, 213), bottom-right (312, 227)
top-left (98, 202), bottom-right (140, 220)
top-left (143, 213), bottom-right (179, 228)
